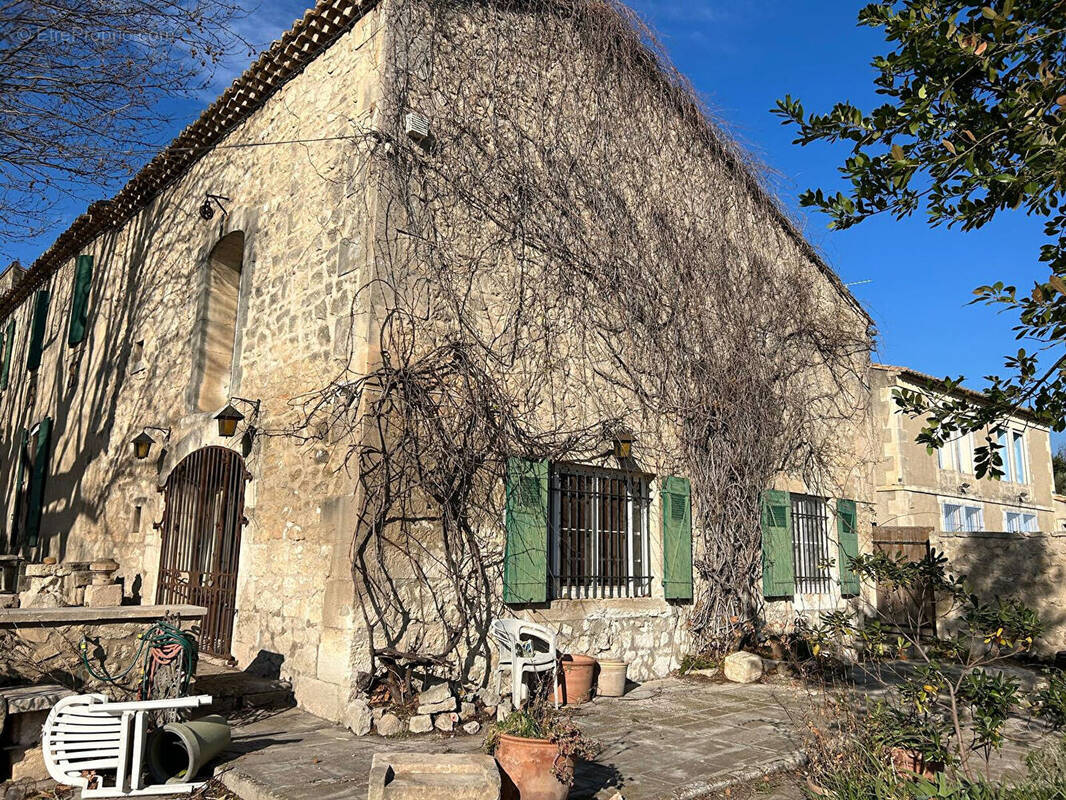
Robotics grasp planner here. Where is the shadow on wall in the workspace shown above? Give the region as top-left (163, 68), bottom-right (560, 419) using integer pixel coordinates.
top-left (943, 530), bottom-right (1066, 655)
top-left (0, 196), bottom-right (219, 575)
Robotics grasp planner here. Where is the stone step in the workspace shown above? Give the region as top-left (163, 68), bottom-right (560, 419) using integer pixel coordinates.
top-left (192, 671), bottom-right (295, 714)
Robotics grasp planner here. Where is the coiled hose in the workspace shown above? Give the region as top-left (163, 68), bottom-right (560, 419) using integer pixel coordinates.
top-left (79, 620), bottom-right (198, 699)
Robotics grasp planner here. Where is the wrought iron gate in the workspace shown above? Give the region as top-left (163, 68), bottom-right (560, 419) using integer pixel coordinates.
top-left (156, 447), bottom-right (247, 656)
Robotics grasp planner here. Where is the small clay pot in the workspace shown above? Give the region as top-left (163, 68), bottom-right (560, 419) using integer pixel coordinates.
top-left (495, 733), bottom-right (572, 800)
top-left (596, 660), bottom-right (628, 697)
top-left (555, 654), bottom-right (597, 705)
top-left (890, 747), bottom-right (944, 780)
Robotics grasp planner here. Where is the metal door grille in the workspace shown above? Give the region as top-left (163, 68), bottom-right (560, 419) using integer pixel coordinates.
top-left (156, 447), bottom-right (246, 656)
top-left (551, 466), bottom-right (651, 599)
top-left (790, 493), bottom-right (832, 594)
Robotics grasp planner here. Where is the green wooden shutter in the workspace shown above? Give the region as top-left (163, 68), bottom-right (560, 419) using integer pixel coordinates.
top-left (26, 290), bottom-right (50, 371)
top-left (837, 498), bottom-right (860, 597)
top-left (25, 417), bottom-right (53, 547)
top-left (68, 255), bottom-right (93, 346)
top-left (661, 476), bottom-right (693, 601)
top-left (9, 428), bottom-right (29, 550)
top-left (1, 320), bottom-right (14, 389)
top-left (503, 457), bottom-right (548, 604)
top-left (761, 490), bottom-right (795, 597)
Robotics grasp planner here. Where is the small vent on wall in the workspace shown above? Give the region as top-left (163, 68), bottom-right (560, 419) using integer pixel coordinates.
top-left (404, 112), bottom-right (431, 143)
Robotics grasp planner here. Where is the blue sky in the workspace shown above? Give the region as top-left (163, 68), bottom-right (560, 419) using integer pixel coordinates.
top-left (6, 1), bottom-right (1051, 398)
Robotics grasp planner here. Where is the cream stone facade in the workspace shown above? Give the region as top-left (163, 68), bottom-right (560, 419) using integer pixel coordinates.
top-left (871, 364), bottom-right (1056, 533)
top-left (0, 0), bottom-right (877, 727)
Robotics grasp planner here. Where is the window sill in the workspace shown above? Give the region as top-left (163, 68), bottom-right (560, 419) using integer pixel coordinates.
top-left (534, 596), bottom-right (672, 620)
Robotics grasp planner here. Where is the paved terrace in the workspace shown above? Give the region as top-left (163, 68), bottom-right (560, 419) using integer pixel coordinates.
top-left (215, 678), bottom-right (810, 800)
top-left (213, 673), bottom-right (1050, 800)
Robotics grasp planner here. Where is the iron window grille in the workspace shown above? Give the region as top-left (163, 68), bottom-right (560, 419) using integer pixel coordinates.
top-left (550, 464), bottom-right (651, 599)
top-left (790, 493), bottom-right (832, 595)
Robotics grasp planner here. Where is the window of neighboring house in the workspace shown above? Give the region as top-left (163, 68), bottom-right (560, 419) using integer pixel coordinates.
top-left (937, 433), bottom-right (973, 473)
top-left (942, 502), bottom-right (984, 533)
top-left (996, 429), bottom-right (1029, 484)
top-left (790, 493), bottom-right (832, 594)
top-left (1005, 510), bottom-right (1037, 533)
top-left (550, 464), bottom-right (651, 599)
top-left (1012, 431), bottom-right (1027, 484)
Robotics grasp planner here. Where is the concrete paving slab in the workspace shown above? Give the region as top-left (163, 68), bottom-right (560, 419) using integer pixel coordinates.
top-left (216, 678), bottom-right (809, 800)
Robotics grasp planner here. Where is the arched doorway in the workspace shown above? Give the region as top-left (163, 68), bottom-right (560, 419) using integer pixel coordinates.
top-left (156, 447), bottom-right (247, 656)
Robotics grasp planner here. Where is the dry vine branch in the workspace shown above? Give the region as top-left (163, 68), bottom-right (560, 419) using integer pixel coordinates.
top-left (285, 0), bottom-right (874, 681)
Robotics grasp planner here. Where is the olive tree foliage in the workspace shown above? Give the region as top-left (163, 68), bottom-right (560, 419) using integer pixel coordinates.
top-left (774, 1), bottom-right (1066, 476)
top-left (289, 0), bottom-right (872, 673)
top-left (0, 0), bottom-right (248, 246)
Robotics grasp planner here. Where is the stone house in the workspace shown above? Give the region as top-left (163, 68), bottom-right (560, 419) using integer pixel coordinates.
top-left (871, 363), bottom-right (1066, 652)
top-left (0, 0), bottom-right (876, 724)
top-left (871, 363), bottom-right (1057, 533)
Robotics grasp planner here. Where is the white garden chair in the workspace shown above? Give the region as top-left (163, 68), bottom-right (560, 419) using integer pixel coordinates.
top-left (491, 618), bottom-right (559, 708)
top-left (41, 693), bottom-right (213, 797)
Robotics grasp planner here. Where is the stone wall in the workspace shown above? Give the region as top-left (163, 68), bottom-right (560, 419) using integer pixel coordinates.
top-left (0, 606), bottom-right (205, 696)
top-left (0, 8), bottom-right (386, 723)
top-left (934, 529), bottom-right (1066, 655)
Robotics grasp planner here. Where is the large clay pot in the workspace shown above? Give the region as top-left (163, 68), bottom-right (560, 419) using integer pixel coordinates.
top-left (496, 734), bottom-right (572, 800)
top-left (596, 660), bottom-right (628, 697)
top-left (555, 654), bottom-right (596, 705)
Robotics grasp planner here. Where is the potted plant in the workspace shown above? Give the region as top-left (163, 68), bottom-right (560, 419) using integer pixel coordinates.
top-left (485, 698), bottom-right (600, 800)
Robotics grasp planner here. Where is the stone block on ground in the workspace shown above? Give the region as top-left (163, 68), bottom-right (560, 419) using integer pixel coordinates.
top-left (376, 713), bottom-right (404, 737)
top-left (434, 712), bottom-right (457, 732)
top-left (344, 698), bottom-right (372, 736)
top-left (461, 721), bottom-right (480, 735)
top-left (417, 681), bottom-right (453, 707)
top-left (416, 696), bottom-right (456, 716)
top-left (367, 752), bottom-right (501, 800)
top-left (459, 701), bottom-right (476, 722)
top-left (408, 714), bottom-right (433, 734)
top-left (8, 746), bottom-right (47, 781)
top-left (84, 583), bottom-right (123, 607)
top-left (723, 651), bottom-right (763, 683)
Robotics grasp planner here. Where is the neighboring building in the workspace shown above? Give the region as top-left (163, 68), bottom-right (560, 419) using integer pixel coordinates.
top-left (871, 363), bottom-right (1056, 533)
top-left (0, 0), bottom-right (875, 724)
top-left (871, 363), bottom-right (1066, 654)
top-left (1055, 494), bottom-right (1066, 530)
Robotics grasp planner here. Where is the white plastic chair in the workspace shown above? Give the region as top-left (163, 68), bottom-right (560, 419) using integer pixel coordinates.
top-left (491, 619), bottom-right (559, 708)
top-left (41, 693), bottom-right (213, 797)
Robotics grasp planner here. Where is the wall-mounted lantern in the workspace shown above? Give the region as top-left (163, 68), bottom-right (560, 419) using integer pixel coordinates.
top-left (214, 404), bottom-right (244, 438)
top-left (131, 426), bottom-right (171, 460)
top-left (612, 426), bottom-right (636, 459)
top-left (215, 397), bottom-right (261, 439)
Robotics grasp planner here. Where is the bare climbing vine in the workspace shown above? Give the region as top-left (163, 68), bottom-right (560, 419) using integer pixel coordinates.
top-left (289, 0), bottom-right (872, 680)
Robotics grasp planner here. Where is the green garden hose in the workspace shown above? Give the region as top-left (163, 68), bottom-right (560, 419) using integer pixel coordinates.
top-left (79, 620), bottom-right (198, 698)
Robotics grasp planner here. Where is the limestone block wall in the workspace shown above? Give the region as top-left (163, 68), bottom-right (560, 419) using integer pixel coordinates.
top-left (935, 529), bottom-right (1066, 655)
top-left (0, 607), bottom-right (204, 695)
top-left (0, 7), bottom-right (388, 723)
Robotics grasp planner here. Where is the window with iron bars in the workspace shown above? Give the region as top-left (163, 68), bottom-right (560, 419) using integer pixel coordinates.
top-left (790, 493), bottom-right (832, 595)
top-left (550, 464), bottom-right (651, 599)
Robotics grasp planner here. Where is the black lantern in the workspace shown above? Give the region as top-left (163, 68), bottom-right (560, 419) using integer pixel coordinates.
top-left (132, 431), bottom-right (155, 460)
top-left (215, 404), bottom-right (244, 438)
top-left (613, 426), bottom-right (636, 459)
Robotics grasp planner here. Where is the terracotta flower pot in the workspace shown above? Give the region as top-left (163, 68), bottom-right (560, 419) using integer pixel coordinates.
top-left (890, 747), bottom-right (944, 781)
top-left (495, 733), bottom-right (572, 800)
top-left (596, 660), bottom-right (628, 697)
top-left (555, 654), bottom-right (596, 706)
